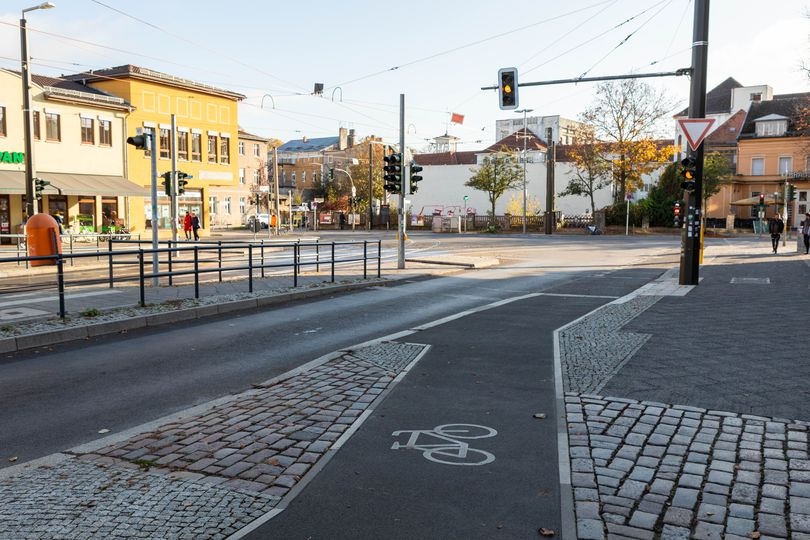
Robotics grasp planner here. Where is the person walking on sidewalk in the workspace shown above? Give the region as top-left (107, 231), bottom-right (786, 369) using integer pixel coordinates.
top-left (802, 213), bottom-right (810, 254)
top-left (183, 211), bottom-right (192, 240)
top-left (191, 212), bottom-right (201, 241)
top-left (769, 214), bottom-right (784, 253)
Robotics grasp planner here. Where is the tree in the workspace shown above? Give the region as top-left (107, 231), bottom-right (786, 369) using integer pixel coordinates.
top-left (505, 193), bottom-right (541, 215)
top-left (466, 149), bottom-right (523, 223)
top-left (559, 126), bottom-right (611, 214)
top-left (266, 138), bottom-right (284, 149)
top-left (581, 79), bottom-right (676, 202)
top-left (349, 138), bottom-right (387, 214)
top-left (701, 151), bottom-right (733, 211)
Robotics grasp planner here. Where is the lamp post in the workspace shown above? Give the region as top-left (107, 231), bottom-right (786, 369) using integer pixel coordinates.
top-left (20, 2), bottom-right (55, 218)
top-left (515, 109), bottom-right (533, 234)
top-left (334, 167), bottom-right (356, 231)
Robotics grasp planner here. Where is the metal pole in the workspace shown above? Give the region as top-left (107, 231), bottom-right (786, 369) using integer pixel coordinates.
top-left (149, 130), bottom-right (159, 286)
top-left (783, 176), bottom-right (788, 247)
top-left (398, 94), bottom-right (406, 269)
top-left (680, 0), bottom-right (710, 286)
top-left (368, 142), bottom-right (373, 230)
top-left (625, 198), bottom-right (630, 236)
top-left (273, 146), bottom-right (280, 236)
top-left (545, 128), bottom-right (555, 234)
top-left (170, 114), bottom-right (178, 243)
top-left (20, 16), bottom-right (37, 217)
top-left (138, 249), bottom-right (145, 306)
top-left (516, 109), bottom-right (532, 234)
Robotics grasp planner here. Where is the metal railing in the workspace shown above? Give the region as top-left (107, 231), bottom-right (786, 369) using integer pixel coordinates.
top-left (0, 235), bottom-right (382, 319)
top-left (0, 233), bottom-right (140, 268)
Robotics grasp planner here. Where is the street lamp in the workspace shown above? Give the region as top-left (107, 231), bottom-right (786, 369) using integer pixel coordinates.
top-left (334, 167), bottom-right (357, 231)
top-left (515, 109), bottom-right (533, 234)
top-left (21, 2), bottom-right (55, 218)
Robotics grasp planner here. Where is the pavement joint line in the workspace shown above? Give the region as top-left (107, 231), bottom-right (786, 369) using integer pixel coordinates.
top-left (228, 344), bottom-right (432, 540)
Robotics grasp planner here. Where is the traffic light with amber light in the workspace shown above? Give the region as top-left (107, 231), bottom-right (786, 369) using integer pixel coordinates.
top-left (498, 67), bottom-right (518, 110)
top-left (409, 161), bottom-right (423, 194)
top-left (383, 153), bottom-right (402, 194)
top-left (680, 156), bottom-right (697, 192)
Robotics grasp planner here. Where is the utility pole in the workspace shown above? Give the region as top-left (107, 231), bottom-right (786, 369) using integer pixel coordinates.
top-left (398, 94), bottom-right (406, 269)
top-left (680, 0), bottom-right (709, 286)
top-left (272, 146), bottom-right (280, 236)
top-left (170, 114), bottom-right (178, 243)
top-left (368, 142), bottom-right (373, 231)
top-left (516, 108), bottom-right (533, 234)
top-left (545, 127), bottom-right (555, 234)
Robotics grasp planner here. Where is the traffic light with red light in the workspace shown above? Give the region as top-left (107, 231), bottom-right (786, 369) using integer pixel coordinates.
top-left (674, 201), bottom-right (681, 228)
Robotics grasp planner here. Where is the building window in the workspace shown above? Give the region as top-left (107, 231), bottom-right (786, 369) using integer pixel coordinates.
top-left (159, 128), bottom-right (170, 159)
top-left (313, 173), bottom-right (318, 184)
top-left (224, 197), bottom-right (231, 215)
top-left (756, 120), bottom-right (787, 137)
top-left (177, 131), bottom-right (189, 161)
top-left (282, 171), bottom-right (286, 184)
top-left (80, 117), bottom-right (94, 144)
top-left (751, 92), bottom-right (762, 102)
top-left (209, 196), bottom-right (217, 214)
top-left (191, 133), bottom-right (202, 161)
top-left (253, 170), bottom-right (259, 183)
top-left (0, 106), bottom-right (6, 137)
top-left (751, 157), bottom-right (764, 176)
top-left (253, 143), bottom-right (260, 157)
top-left (751, 191), bottom-right (761, 218)
top-left (32, 111), bottom-right (40, 140)
top-left (239, 168), bottom-right (245, 184)
top-left (99, 119), bottom-right (112, 146)
top-left (779, 156), bottom-right (792, 175)
top-left (302, 171), bottom-right (307, 184)
top-left (239, 197), bottom-right (246, 215)
top-left (46, 112), bottom-right (61, 141)
top-left (291, 172), bottom-right (296, 186)
top-left (208, 135), bottom-right (217, 163)
top-left (238, 141), bottom-right (245, 155)
top-left (220, 136), bottom-right (230, 164)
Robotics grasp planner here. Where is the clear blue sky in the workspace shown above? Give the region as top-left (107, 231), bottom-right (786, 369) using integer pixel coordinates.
top-left (1, 0), bottom-right (808, 150)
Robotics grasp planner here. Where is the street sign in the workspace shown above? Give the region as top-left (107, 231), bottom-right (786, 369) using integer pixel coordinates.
top-left (463, 195), bottom-right (469, 201)
top-left (678, 118), bottom-right (716, 151)
top-left (314, 197), bottom-right (325, 203)
top-left (626, 193), bottom-right (633, 201)
top-left (258, 185), bottom-right (270, 192)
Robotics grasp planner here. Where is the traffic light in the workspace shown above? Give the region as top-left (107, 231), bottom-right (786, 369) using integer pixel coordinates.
top-left (674, 201), bottom-right (681, 228)
top-left (680, 156), bottom-right (696, 191)
top-left (126, 133), bottom-right (149, 150)
top-left (498, 67), bottom-right (518, 110)
top-left (34, 178), bottom-right (49, 200)
top-left (161, 172), bottom-right (172, 196)
top-left (328, 168), bottom-right (334, 180)
top-left (788, 184), bottom-right (797, 202)
top-left (409, 161), bottom-right (423, 194)
top-left (177, 171), bottom-right (190, 195)
top-left (383, 153), bottom-right (402, 194)
top-left (759, 193), bottom-right (766, 205)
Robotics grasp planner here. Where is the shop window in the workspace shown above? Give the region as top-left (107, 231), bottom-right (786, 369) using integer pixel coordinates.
top-left (99, 119), bottom-right (112, 146)
top-left (78, 198), bottom-right (96, 232)
top-left (46, 112), bottom-right (61, 141)
top-left (47, 196), bottom-right (67, 222)
top-left (101, 198), bottom-right (120, 231)
top-left (81, 117), bottom-right (94, 144)
top-left (208, 135), bottom-right (217, 163)
top-left (191, 133), bottom-right (202, 161)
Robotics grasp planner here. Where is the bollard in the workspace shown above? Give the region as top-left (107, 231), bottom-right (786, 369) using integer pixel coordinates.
top-left (293, 243), bottom-right (299, 288)
top-left (167, 241), bottom-right (173, 286)
top-left (53, 230), bottom-right (66, 319)
top-left (248, 244), bottom-right (254, 293)
top-left (331, 241), bottom-right (335, 283)
top-left (194, 246), bottom-right (200, 299)
top-left (363, 240), bottom-right (367, 279)
top-left (218, 241), bottom-right (223, 282)
top-left (138, 249), bottom-right (145, 306)
top-left (260, 240), bottom-right (265, 278)
top-left (108, 240), bottom-right (114, 288)
top-left (69, 234), bottom-right (74, 266)
top-left (377, 240), bottom-right (382, 278)
top-left (316, 239), bottom-right (320, 273)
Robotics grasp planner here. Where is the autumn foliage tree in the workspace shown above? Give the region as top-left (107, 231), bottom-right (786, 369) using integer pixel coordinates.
top-left (559, 126), bottom-right (611, 215)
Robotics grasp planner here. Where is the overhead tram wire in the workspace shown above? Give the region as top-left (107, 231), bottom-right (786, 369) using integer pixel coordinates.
top-left (655, 0), bottom-right (693, 66)
top-left (328, 0), bottom-right (614, 89)
top-left (88, 0), bottom-right (308, 95)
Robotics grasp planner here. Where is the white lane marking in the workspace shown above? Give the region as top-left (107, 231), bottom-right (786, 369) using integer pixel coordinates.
top-left (538, 292), bottom-right (620, 299)
top-left (0, 289), bottom-right (122, 308)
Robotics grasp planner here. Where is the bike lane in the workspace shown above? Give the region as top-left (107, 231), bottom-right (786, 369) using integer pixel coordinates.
top-left (248, 270), bottom-right (661, 539)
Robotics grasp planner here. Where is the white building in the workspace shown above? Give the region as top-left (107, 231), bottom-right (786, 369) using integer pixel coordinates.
top-left (495, 115), bottom-right (586, 146)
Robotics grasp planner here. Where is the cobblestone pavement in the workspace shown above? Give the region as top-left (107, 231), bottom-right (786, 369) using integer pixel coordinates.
top-left (567, 394), bottom-right (810, 540)
top-left (0, 341), bottom-right (427, 539)
top-left (558, 295), bottom-right (659, 394)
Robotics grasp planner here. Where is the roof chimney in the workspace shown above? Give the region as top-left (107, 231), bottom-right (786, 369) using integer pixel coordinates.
top-left (338, 127), bottom-right (348, 150)
top-left (302, 135), bottom-right (308, 143)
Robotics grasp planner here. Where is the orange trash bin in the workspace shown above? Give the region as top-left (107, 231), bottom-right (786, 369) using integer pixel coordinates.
top-left (26, 213), bottom-right (62, 267)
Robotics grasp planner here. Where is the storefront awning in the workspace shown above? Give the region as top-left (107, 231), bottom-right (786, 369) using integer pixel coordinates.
top-left (0, 170), bottom-right (148, 197)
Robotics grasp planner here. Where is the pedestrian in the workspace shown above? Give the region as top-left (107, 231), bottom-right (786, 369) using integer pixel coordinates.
top-left (191, 212), bottom-right (200, 241)
top-left (301, 214), bottom-right (307, 230)
top-left (769, 213), bottom-right (784, 254)
top-left (339, 213), bottom-right (346, 230)
top-left (802, 213), bottom-right (810, 254)
top-left (183, 211), bottom-right (192, 240)
top-left (51, 213), bottom-right (63, 234)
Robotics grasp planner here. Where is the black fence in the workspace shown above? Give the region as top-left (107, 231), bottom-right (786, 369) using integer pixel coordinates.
top-left (0, 235), bottom-right (382, 319)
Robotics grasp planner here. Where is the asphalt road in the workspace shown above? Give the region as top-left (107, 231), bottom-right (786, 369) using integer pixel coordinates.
top-left (0, 235), bottom-right (678, 468)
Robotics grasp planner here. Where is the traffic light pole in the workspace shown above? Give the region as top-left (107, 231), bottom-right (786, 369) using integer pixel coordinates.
top-left (368, 142), bottom-right (373, 231)
top-left (148, 131), bottom-right (159, 286)
top-left (680, 0), bottom-right (709, 286)
top-left (170, 114), bottom-right (178, 243)
top-left (545, 128), bottom-right (555, 235)
top-left (398, 93), bottom-right (406, 270)
top-left (20, 16), bottom-right (37, 217)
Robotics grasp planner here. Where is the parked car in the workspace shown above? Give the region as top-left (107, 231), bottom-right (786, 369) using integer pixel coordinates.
top-left (246, 213), bottom-right (270, 230)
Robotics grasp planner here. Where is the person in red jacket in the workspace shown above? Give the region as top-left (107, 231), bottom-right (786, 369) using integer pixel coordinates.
top-left (183, 211), bottom-right (192, 240)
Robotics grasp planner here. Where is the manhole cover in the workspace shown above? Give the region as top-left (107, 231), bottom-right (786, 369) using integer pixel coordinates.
top-left (730, 277), bottom-right (770, 284)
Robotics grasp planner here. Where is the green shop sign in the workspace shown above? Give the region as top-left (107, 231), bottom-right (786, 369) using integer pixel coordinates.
top-left (1, 151), bottom-right (24, 164)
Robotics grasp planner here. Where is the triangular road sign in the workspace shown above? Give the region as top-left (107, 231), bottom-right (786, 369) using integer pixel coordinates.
top-left (678, 118), bottom-right (716, 151)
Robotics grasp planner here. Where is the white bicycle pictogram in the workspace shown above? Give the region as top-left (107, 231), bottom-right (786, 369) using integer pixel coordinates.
top-left (391, 424), bottom-right (497, 466)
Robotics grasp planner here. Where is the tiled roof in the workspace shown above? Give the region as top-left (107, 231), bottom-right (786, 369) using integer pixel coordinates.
top-left (413, 151), bottom-right (478, 166)
top-left (65, 64), bottom-right (245, 100)
top-left (705, 109), bottom-right (746, 146)
top-left (484, 128), bottom-right (547, 152)
top-left (31, 73), bottom-right (114, 97)
top-left (675, 76), bottom-right (743, 116)
top-left (739, 94), bottom-right (810, 139)
top-left (277, 136), bottom-right (340, 153)
top-left (238, 129), bottom-right (268, 143)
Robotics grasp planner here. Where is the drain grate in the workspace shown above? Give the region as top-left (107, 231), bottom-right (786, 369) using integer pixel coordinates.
top-left (730, 277), bottom-right (770, 284)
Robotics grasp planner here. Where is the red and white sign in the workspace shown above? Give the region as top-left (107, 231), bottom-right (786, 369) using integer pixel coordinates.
top-left (677, 118), bottom-right (716, 151)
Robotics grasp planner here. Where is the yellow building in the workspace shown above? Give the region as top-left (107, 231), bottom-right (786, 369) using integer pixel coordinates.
top-left (68, 65), bottom-right (245, 236)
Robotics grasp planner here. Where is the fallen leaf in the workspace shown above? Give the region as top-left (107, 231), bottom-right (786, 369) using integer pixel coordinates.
top-left (538, 528), bottom-right (555, 537)
top-left (749, 533), bottom-right (761, 539)
top-left (98, 429), bottom-right (110, 434)
top-left (8, 456), bottom-right (17, 462)
top-left (496, 524), bottom-right (504, 529)
top-left (533, 413), bottom-right (547, 419)
top-left (268, 458), bottom-right (280, 466)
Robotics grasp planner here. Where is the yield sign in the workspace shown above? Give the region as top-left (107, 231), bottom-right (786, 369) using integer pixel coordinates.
top-left (678, 118), bottom-right (716, 151)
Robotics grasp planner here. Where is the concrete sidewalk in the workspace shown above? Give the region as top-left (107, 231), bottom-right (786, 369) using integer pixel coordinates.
top-left (560, 238), bottom-right (810, 539)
